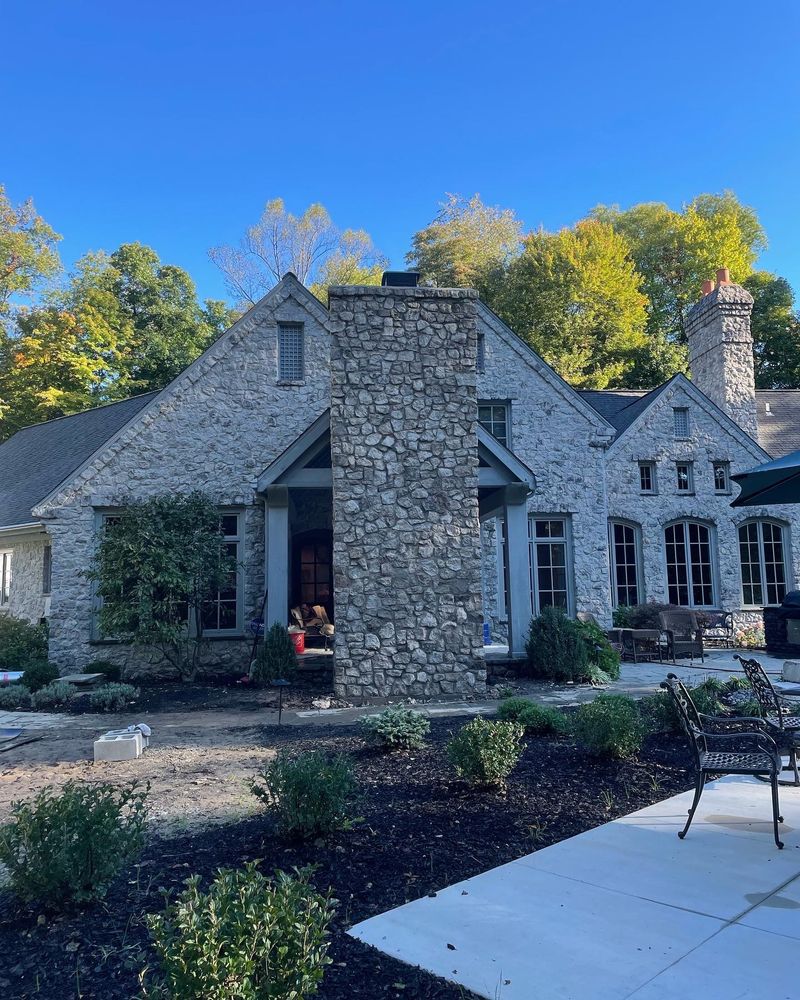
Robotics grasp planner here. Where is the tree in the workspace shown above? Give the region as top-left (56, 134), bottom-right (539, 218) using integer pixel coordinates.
top-left (490, 220), bottom-right (648, 388)
top-left (591, 191), bottom-right (766, 343)
top-left (745, 271), bottom-right (800, 388)
top-left (209, 198), bottom-right (386, 305)
top-left (308, 229), bottom-right (386, 301)
top-left (406, 193), bottom-right (522, 292)
top-left (0, 185), bottom-right (61, 317)
top-left (90, 493), bottom-right (237, 681)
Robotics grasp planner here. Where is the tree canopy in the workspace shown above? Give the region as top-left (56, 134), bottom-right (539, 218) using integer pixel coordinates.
top-left (0, 185), bottom-right (61, 318)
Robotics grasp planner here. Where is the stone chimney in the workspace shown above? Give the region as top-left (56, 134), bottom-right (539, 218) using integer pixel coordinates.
top-left (327, 284), bottom-right (485, 702)
top-left (685, 268), bottom-right (758, 440)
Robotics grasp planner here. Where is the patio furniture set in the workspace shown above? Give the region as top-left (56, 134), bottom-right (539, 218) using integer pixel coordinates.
top-left (607, 609), bottom-right (732, 665)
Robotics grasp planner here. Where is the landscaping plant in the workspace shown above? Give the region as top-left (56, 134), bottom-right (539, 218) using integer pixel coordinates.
top-left (142, 863), bottom-right (334, 1000)
top-left (576, 618), bottom-right (621, 681)
top-left (0, 616), bottom-right (48, 670)
top-left (21, 658), bottom-right (59, 692)
top-left (251, 751), bottom-right (357, 840)
top-left (497, 697), bottom-right (568, 736)
top-left (0, 684), bottom-right (31, 710)
top-left (574, 693), bottom-right (644, 759)
top-left (525, 606), bottom-right (589, 682)
top-left (30, 680), bottom-right (77, 710)
top-left (250, 622), bottom-right (298, 686)
top-left (447, 717), bottom-right (525, 788)
top-left (361, 706), bottom-right (430, 750)
top-left (0, 780), bottom-right (148, 908)
top-left (87, 682), bottom-right (140, 712)
top-left (88, 659), bottom-right (122, 682)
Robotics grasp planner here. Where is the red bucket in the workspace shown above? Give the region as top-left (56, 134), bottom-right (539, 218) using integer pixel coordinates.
top-left (289, 630), bottom-right (305, 654)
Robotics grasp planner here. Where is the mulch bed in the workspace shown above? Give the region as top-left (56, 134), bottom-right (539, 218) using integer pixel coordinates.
top-left (0, 719), bottom-right (692, 999)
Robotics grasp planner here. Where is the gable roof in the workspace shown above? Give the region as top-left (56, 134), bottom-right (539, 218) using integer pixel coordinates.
top-left (756, 391), bottom-right (800, 459)
top-left (578, 384), bottom-right (670, 436)
top-left (0, 393), bottom-right (158, 530)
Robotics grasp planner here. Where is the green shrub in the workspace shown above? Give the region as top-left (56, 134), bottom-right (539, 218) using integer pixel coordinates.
top-left (143, 863), bottom-right (334, 1000)
top-left (611, 605), bottom-right (633, 628)
top-left (251, 751), bottom-right (356, 840)
top-left (30, 680), bottom-right (77, 710)
top-left (577, 619), bottom-right (621, 681)
top-left (690, 678), bottom-right (725, 717)
top-left (574, 694), bottom-right (644, 759)
top-left (87, 682), bottom-right (140, 712)
top-left (251, 623), bottom-right (298, 686)
top-left (639, 690), bottom-right (681, 733)
top-left (89, 659), bottom-right (122, 682)
top-left (21, 658), bottom-right (59, 692)
top-left (361, 706), bottom-right (430, 750)
top-left (526, 606), bottom-right (589, 681)
top-left (447, 717), bottom-right (524, 788)
top-left (0, 780), bottom-right (148, 908)
top-left (497, 697), bottom-right (568, 735)
top-left (736, 697), bottom-right (764, 718)
top-left (0, 684), bottom-right (31, 710)
top-left (722, 675), bottom-right (751, 694)
top-left (0, 617), bottom-right (48, 670)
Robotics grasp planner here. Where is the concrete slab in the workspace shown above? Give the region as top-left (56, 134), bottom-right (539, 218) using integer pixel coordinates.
top-left (350, 861), bottom-right (722, 1000)
top-left (628, 924), bottom-right (798, 1000)
top-left (738, 871), bottom-right (800, 941)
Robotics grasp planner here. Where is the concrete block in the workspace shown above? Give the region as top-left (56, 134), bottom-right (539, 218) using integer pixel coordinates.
top-left (783, 660), bottom-right (800, 682)
top-left (94, 732), bottom-right (142, 762)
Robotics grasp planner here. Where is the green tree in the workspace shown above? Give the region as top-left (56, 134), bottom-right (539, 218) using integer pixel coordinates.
top-left (0, 185), bottom-right (61, 317)
top-left (308, 229), bottom-right (387, 301)
top-left (90, 492), bottom-right (237, 681)
top-left (209, 198), bottom-right (386, 305)
top-left (745, 271), bottom-right (800, 388)
top-left (491, 220), bottom-right (648, 388)
top-left (407, 193), bottom-right (522, 292)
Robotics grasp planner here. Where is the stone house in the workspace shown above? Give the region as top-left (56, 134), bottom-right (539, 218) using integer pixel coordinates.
top-left (0, 269), bottom-right (797, 700)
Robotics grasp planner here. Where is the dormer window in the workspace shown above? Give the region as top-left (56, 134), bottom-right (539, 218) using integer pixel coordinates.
top-left (278, 323), bottom-right (304, 382)
top-left (673, 407), bottom-right (690, 439)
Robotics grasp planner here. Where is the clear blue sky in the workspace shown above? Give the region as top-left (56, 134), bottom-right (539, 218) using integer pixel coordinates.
top-left (2, 0), bottom-right (799, 303)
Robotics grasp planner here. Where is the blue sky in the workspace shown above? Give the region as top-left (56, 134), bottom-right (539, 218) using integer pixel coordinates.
top-left (2, 1), bottom-right (799, 304)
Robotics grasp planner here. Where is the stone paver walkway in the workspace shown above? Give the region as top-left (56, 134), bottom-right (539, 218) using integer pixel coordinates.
top-left (350, 774), bottom-right (800, 1000)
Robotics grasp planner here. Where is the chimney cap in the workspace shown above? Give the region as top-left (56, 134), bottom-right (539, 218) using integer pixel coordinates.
top-left (716, 267), bottom-right (731, 286)
top-left (381, 270), bottom-right (420, 288)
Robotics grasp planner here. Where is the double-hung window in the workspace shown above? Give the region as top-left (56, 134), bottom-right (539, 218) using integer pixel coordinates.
top-left (713, 462), bottom-right (730, 494)
top-left (676, 462), bottom-right (694, 494)
top-left (478, 402), bottom-right (510, 447)
top-left (739, 520), bottom-right (788, 607)
top-left (639, 461), bottom-right (656, 494)
top-left (278, 322), bottom-right (305, 382)
top-left (529, 517), bottom-right (572, 614)
top-left (201, 513), bottom-right (242, 634)
top-left (664, 520), bottom-right (716, 608)
top-left (0, 551), bottom-right (11, 607)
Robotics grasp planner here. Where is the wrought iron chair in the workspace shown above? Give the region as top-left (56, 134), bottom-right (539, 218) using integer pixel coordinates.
top-left (659, 610), bottom-right (704, 663)
top-left (661, 673), bottom-right (784, 849)
top-left (734, 654), bottom-right (800, 785)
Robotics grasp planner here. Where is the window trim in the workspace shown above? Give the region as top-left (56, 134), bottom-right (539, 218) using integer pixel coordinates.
top-left (663, 519), bottom-right (719, 609)
top-left (42, 543), bottom-right (52, 596)
top-left (675, 461), bottom-right (694, 495)
top-left (638, 461), bottom-right (657, 495)
top-left (528, 515), bottom-right (575, 616)
top-left (478, 399), bottom-right (511, 449)
top-left (608, 519), bottom-right (644, 609)
top-left (713, 461), bottom-right (731, 495)
top-left (738, 518), bottom-right (790, 609)
top-left (673, 407), bottom-right (690, 440)
top-left (277, 321), bottom-right (305, 383)
top-left (0, 550), bottom-right (11, 608)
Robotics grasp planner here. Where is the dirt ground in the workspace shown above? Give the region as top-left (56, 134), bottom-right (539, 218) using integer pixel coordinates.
top-left (0, 718), bottom-right (276, 837)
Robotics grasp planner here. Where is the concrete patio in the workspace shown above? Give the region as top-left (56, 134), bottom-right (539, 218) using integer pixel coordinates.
top-left (350, 773), bottom-right (800, 1000)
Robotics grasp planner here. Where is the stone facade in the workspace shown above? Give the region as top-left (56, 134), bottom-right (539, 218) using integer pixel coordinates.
top-left (328, 286), bottom-right (484, 700)
top-left (0, 531), bottom-right (50, 623)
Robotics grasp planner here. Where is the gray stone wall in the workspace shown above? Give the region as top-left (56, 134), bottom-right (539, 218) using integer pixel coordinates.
top-left (605, 378), bottom-right (800, 620)
top-left (328, 286), bottom-right (484, 700)
top-left (36, 279), bottom-right (331, 675)
top-left (0, 531), bottom-right (49, 623)
top-left (686, 282), bottom-right (759, 439)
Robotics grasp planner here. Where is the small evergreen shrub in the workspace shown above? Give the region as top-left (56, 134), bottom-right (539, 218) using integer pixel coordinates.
top-left (0, 780), bottom-right (148, 908)
top-left (361, 707), bottom-right (430, 750)
top-left (497, 697), bottom-right (567, 736)
top-left (574, 694), bottom-right (644, 759)
top-left (690, 677), bottom-right (725, 717)
top-left (30, 680), bottom-right (77, 710)
top-left (251, 623), bottom-right (298, 686)
top-left (251, 751), bottom-right (356, 840)
top-left (526, 606), bottom-right (589, 681)
top-left (21, 659), bottom-right (59, 693)
top-left (0, 684), bottom-right (31, 710)
top-left (0, 616), bottom-right (48, 670)
top-left (576, 619), bottom-right (621, 681)
top-left (87, 683), bottom-right (140, 712)
top-left (142, 863), bottom-right (334, 1000)
top-left (639, 691), bottom-right (681, 733)
top-left (736, 697), bottom-right (764, 718)
top-left (447, 717), bottom-right (524, 788)
top-left (89, 659), bottom-right (122, 682)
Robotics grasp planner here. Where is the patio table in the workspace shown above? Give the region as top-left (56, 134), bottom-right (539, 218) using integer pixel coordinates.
top-left (619, 628), bottom-right (664, 664)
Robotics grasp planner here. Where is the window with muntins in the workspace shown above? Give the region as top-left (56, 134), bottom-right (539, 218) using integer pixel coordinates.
top-left (609, 521), bottom-right (641, 607)
top-left (639, 462), bottom-right (656, 494)
top-left (676, 462), bottom-right (693, 493)
top-left (713, 462), bottom-right (730, 493)
top-left (277, 323), bottom-right (304, 381)
top-left (202, 513), bottom-right (242, 633)
top-left (42, 544), bottom-right (52, 596)
top-left (478, 402), bottom-right (509, 447)
top-left (739, 520), bottom-right (788, 607)
top-left (0, 551), bottom-right (11, 606)
top-left (664, 521), bottom-right (716, 608)
top-left (673, 407), bottom-right (690, 439)
top-left (529, 518), bottom-right (571, 614)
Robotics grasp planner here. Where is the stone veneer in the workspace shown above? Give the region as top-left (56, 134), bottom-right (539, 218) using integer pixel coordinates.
top-left (328, 286), bottom-right (485, 700)
top-left (0, 531), bottom-right (49, 623)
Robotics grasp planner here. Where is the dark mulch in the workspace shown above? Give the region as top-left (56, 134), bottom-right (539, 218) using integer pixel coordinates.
top-left (0, 719), bottom-right (692, 1000)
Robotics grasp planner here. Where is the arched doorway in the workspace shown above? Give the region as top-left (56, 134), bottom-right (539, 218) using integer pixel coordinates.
top-left (291, 529), bottom-right (334, 621)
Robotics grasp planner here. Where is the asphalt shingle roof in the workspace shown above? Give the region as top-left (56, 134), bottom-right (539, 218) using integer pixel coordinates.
top-left (578, 384), bottom-right (670, 436)
top-left (0, 393), bottom-right (158, 529)
top-left (755, 391), bottom-right (800, 458)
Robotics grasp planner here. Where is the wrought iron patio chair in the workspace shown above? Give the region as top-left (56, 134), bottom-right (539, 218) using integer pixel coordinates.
top-left (734, 654), bottom-right (800, 785)
top-left (661, 673), bottom-right (784, 849)
top-left (659, 610), bottom-right (704, 663)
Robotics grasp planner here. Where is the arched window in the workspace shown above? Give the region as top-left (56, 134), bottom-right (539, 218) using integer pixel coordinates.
top-left (664, 521), bottom-right (717, 608)
top-left (608, 520), bottom-right (642, 607)
top-left (738, 520), bottom-right (788, 607)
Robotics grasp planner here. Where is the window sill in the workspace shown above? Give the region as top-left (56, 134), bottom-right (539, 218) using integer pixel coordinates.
top-left (90, 633), bottom-right (247, 646)
top-left (277, 380), bottom-right (306, 387)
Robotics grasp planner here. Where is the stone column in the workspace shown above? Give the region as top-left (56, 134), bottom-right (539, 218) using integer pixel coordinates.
top-left (503, 483), bottom-right (532, 655)
top-left (265, 485), bottom-right (289, 628)
top-left (685, 269), bottom-right (758, 439)
top-left (328, 285), bottom-right (485, 701)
